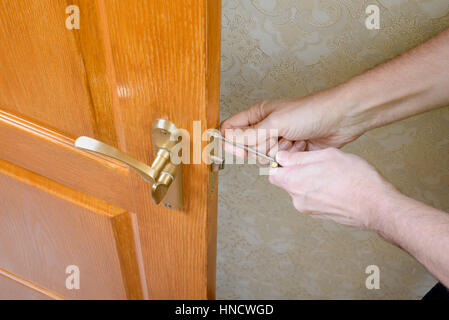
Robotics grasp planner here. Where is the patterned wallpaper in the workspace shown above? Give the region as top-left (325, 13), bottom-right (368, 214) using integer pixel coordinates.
top-left (217, 0), bottom-right (449, 299)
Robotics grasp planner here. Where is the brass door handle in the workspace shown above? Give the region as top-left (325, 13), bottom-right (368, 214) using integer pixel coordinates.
top-left (74, 119), bottom-right (183, 209)
top-left (74, 136), bottom-right (160, 183)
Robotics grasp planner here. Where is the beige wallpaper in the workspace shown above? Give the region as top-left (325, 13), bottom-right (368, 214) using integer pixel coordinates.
top-left (217, 0), bottom-right (449, 299)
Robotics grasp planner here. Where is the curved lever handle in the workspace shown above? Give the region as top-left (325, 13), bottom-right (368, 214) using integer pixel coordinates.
top-left (74, 136), bottom-right (159, 184)
top-left (74, 119), bottom-right (183, 209)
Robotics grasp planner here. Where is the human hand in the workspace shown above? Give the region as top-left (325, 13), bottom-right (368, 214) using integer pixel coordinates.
top-left (269, 148), bottom-right (398, 231)
top-left (220, 88), bottom-right (369, 162)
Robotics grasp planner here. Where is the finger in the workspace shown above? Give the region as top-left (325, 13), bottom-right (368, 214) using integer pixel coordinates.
top-left (246, 136), bottom-right (279, 165)
top-left (222, 127), bottom-right (268, 149)
top-left (245, 148), bottom-right (269, 165)
top-left (223, 135), bottom-right (276, 164)
top-left (221, 102), bottom-right (280, 148)
top-left (307, 140), bottom-right (338, 151)
top-left (222, 117), bottom-right (282, 150)
top-left (223, 141), bottom-right (246, 159)
top-left (269, 165), bottom-right (322, 194)
top-left (279, 138), bottom-right (293, 151)
top-left (268, 167), bottom-right (295, 189)
top-left (293, 140), bottom-right (307, 152)
top-left (222, 126), bottom-right (280, 164)
top-left (283, 143), bottom-right (300, 153)
top-left (275, 150), bottom-right (329, 167)
top-left (220, 100), bottom-right (276, 133)
top-left (267, 138), bottom-right (291, 159)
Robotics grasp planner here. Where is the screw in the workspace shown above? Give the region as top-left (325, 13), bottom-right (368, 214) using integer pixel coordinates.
top-left (163, 202), bottom-right (172, 209)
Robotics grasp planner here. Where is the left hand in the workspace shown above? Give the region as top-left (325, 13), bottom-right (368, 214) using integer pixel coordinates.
top-left (269, 148), bottom-right (398, 231)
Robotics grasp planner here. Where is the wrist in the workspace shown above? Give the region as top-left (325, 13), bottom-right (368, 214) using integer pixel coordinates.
top-left (358, 175), bottom-right (403, 235)
top-left (337, 78), bottom-right (383, 134)
top-left (317, 80), bottom-right (380, 141)
top-left (367, 186), bottom-right (416, 243)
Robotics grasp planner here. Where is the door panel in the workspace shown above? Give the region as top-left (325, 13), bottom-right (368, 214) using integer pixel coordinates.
top-left (0, 0), bottom-right (220, 299)
top-left (0, 110), bottom-right (130, 208)
top-left (0, 159), bottom-right (146, 299)
top-left (0, 269), bottom-right (58, 300)
top-left (0, 0), bottom-right (98, 139)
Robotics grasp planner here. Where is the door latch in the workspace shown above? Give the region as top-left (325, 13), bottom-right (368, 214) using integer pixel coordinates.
top-left (74, 119), bottom-right (183, 209)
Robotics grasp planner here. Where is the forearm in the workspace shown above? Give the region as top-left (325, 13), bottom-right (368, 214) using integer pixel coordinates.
top-left (339, 27), bottom-right (449, 132)
top-left (374, 192), bottom-right (449, 288)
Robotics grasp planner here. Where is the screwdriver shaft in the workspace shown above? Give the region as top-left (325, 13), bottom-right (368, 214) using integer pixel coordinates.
top-left (209, 131), bottom-right (279, 167)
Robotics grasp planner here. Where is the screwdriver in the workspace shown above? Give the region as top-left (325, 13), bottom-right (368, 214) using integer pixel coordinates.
top-left (207, 130), bottom-right (280, 168)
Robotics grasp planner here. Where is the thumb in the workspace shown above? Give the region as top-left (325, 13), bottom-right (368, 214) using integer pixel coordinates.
top-left (276, 150), bottom-right (326, 167)
top-left (222, 118), bottom-right (276, 147)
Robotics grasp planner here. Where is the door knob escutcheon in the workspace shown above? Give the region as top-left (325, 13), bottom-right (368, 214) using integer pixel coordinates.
top-left (74, 119), bottom-right (183, 209)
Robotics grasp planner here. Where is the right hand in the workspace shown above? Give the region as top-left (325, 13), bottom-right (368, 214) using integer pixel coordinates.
top-left (269, 148), bottom-right (398, 231)
top-left (220, 89), bottom-right (367, 160)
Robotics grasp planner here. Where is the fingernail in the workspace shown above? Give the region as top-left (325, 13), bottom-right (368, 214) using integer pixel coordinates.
top-left (279, 140), bottom-right (290, 150)
top-left (295, 141), bottom-right (306, 150)
top-left (275, 151), bottom-right (288, 163)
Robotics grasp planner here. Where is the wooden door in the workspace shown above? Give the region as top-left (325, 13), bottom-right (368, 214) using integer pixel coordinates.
top-left (0, 0), bottom-right (220, 299)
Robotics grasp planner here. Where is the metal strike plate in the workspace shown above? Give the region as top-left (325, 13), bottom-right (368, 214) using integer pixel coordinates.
top-left (206, 129), bottom-right (225, 172)
top-left (74, 119), bottom-right (183, 210)
top-left (210, 155), bottom-right (225, 172)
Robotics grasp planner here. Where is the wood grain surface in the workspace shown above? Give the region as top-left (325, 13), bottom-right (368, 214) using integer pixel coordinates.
top-left (102, 0), bottom-right (221, 299)
top-left (0, 267), bottom-right (64, 300)
top-left (0, 0), bottom-right (220, 299)
top-left (0, 159), bottom-right (146, 299)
